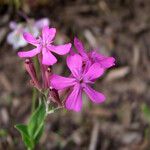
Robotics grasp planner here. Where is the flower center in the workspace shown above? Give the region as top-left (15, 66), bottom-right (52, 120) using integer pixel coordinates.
top-left (79, 78), bottom-right (83, 83)
top-left (38, 36), bottom-right (49, 47)
top-left (77, 76), bottom-right (84, 84)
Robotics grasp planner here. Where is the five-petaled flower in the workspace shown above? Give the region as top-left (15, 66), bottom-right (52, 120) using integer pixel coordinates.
top-left (18, 26), bottom-right (71, 65)
top-left (74, 37), bottom-right (115, 69)
top-left (7, 18), bottom-right (50, 50)
top-left (50, 54), bottom-right (106, 112)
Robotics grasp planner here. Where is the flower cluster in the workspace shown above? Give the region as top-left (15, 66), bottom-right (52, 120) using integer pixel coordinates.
top-left (18, 25), bottom-right (115, 112)
top-left (7, 18), bottom-right (50, 49)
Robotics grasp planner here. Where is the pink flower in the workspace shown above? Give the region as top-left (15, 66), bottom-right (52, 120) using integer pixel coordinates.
top-left (74, 37), bottom-right (115, 69)
top-left (50, 54), bottom-right (105, 112)
top-left (7, 18), bottom-right (50, 50)
top-left (18, 26), bottom-right (71, 65)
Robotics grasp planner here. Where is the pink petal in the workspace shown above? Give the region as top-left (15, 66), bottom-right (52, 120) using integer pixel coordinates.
top-left (99, 57), bottom-right (115, 68)
top-left (65, 84), bottom-right (82, 112)
top-left (84, 63), bottom-right (104, 81)
top-left (90, 51), bottom-right (115, 68)
top-left (23, 32), bottom-right (38, 45)
top-left (18, 47), bottom-right (40, 58)
top-left (50, 75), bottom-right (76, 90)
top-left (42, 26), bottom-right (56, 42)
top-left (74, 37), bottom-right (89, 61)
top-left (74, 37), bottom-right (86, 56)
top-left (42, 48), bottom-right (57, 65)
top-left (66, 54), bottom-right (83, 79)
top-left (82, 60), bottom-right (92, 74)
top-left (69, 48), bottom-right (76, 55)
top-left (90, 51), bottom-right (105, 60)
top-left (84, 85), bottom-right (105, 103)
top-left (35, 18), bottom-right (50, 29)
top-left (47, 43), bottom-right (71, 55)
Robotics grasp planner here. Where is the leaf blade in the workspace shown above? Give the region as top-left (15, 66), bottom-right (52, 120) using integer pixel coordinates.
top-left (15, 124), bottom-right (34, 149)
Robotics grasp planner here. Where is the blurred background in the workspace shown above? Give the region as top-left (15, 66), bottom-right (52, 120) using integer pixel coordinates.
top-left (0, 0), bottom-right (150, 149)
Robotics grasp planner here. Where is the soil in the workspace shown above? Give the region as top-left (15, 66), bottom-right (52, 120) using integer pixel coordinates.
top-left (0, 0), bottom-right (150, 150)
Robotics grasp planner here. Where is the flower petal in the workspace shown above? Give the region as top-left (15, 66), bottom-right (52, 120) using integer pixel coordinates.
top-left (18, 47), bottom-right (40, 58)
top-left (84, 85), bottom-right (105, 103)
top-left (42, 26), bottom-right (56, 42)
top-left (69, 48), bottom-right (76, 55)
top-left (50, 75), bottom-right (76, 90)
top-left (42, 48), bottom-right (57, 65)
top-left (7, 31), bottom-right (27, 49)
top-left (67, 54), bottom-right (83, 79)
top-left (23, 32), bottom-right (38, 45)
top-left (48, 43), bottom-right (71, 55)
top-left (99, 57), bottom-right (115, 68)
top-left (35, 18), bottom-right (50, 29)
top-left (90, 51), bottom-right (115, 69)
top-left (74, 37), bottom-right (86, 56)
top-left (65, 84), bottom-right (82, 112)
top-left (84, 63), bottom-right (104, 81)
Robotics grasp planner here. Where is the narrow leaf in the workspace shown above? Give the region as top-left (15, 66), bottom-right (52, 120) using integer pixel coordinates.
top-left (28, 101), bottom-right (46, 138)
top-left (34, 123), bottom-right (44, 144)
top-left (15, 124), bottom-right (34, 149)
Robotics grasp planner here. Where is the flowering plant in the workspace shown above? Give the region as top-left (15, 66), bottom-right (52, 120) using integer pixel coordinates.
top-left (15, 24), bottom-right (115, 149)
top-left (7, 18), bottom-right (50, 50)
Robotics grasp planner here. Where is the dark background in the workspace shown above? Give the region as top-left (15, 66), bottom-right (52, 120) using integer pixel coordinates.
top-left (0, 0), bottom-right (150, 149)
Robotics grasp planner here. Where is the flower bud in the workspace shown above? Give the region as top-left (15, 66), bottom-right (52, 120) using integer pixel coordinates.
top-left (24, 59), bottom-right (41, 90)
top-left (45, 67), bottom-right (52, 88)
top-left (48, 87), bottom-right (62, 106)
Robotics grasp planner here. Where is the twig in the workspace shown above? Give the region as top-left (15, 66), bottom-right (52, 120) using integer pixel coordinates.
top-left (88, 120), bottom-right (99, 150)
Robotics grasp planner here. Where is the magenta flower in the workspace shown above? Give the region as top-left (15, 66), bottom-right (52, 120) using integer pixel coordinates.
top-left (50, 54), bottom-right (105, 112)
top-left (18, 26), bottom-right (71, 65)
top-left (7, 18), bottom-right (50, 50)
top-left (74, 37), bottom-right (115, 69)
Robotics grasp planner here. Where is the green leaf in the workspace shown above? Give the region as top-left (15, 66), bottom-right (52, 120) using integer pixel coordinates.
top-left (28, 101), bottom-right (46, 139)
top-left (15, 124), bottom-right (34, 149)
top-left (15, 100), bottom-right (47, 149)
top-left (142, 104), bottom-right (150, 123)
top-left (34, 122), bottom-right (44, 144)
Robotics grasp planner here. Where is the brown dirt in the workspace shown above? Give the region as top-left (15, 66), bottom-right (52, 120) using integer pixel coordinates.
top-left (0, 0), bottom-right (150, 150)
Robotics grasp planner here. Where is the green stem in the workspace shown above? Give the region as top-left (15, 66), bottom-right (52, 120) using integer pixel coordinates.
top-left (33, 57), bottom-right (40, 77)
top-left (31, 57), bottom-right (40, 112)
top-left (31, 88), bottom-right (37, 112)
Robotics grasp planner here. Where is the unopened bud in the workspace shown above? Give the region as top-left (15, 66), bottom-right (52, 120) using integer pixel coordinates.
top-left (48, 88), bottom-right (62, 106)
top-left (45, 66), bottom-right (52, 88)
top-left (24, 59), bottom-right (41, 90)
